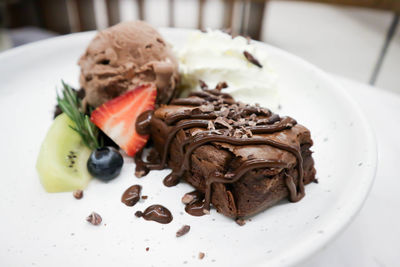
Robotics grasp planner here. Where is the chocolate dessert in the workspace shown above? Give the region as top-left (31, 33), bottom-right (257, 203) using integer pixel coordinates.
top-left (135, 86), bottom-right (316, 219)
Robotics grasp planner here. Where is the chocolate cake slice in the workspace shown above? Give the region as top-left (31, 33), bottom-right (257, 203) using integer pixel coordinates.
top-left (135, 87), bottom-right (316, 219)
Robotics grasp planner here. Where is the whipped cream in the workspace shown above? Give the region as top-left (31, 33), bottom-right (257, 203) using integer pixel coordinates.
top-left (177, 30), bottom-right (279, 109)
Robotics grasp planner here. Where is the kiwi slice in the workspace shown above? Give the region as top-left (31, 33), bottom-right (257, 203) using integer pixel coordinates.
top-left (36, 113), bottom-right (92, 192)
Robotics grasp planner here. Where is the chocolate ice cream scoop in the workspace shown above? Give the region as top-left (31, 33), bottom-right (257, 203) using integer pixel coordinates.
top-left (78, 21), bottom-right (179, 107)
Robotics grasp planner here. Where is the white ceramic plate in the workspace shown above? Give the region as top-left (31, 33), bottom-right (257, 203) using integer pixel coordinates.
top-left (0, 29), bottom-right (376, 267)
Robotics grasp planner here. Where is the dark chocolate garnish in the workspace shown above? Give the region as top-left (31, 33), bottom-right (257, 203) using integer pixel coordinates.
top-left (176, 225), bottom-right (191, 237)
top-left (182, 190), bottom-right (204, 205)
top-left (243, 51), bottom-right (262, 68)
top-left (185, 201), bottom-right (208, 217)
top-left (139, 205), bottom-right (173, 224)
top-left (86, 212), bottom-right (102, 225)
top-left (73, 190), bottom-right (83, 199)
top-left (121, 185), bottom-right (142, 207)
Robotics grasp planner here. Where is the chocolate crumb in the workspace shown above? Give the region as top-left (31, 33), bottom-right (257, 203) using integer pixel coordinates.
top-left (135, 211), bottom-right (143, 217)
top-left (215, 81), bottom-right (228, 91)
top-left (176, 225), bottom-right (191, 237)
top-left (146, 247), bottom-right (149, 251)
top-left (198, 252), bottom-right (205, 260)
top-left (86, 212), bottom-right (102, 225)
top-left (135, 169), bottom-right (147, 178)
top-left (214, 117), bottom-right (233, 130)
top-left (235, 218), bottom-right (246, 226)
top-left (141, 195), bottom-right (148, 199)
top-left (73, 190), bottom-right (83, 199)
top-left (182, 194), bottom-right (195, 205)
top-left (207, 120), bottom-right (215, 130)
top-left (199, 80), bottom-right (208, 90)
top-left (243, 51), bottom-right (262, 68)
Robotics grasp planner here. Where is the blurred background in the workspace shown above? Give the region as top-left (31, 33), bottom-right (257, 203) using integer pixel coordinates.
top-left (0, 0), bottom-right (399, 93)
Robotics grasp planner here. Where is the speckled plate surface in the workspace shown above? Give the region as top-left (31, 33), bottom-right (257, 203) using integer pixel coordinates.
top-left (0, 29), bottom-right (376, 267)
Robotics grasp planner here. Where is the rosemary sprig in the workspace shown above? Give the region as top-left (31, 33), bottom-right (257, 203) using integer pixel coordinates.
top-left (57, 81), bottom-right (101, 150)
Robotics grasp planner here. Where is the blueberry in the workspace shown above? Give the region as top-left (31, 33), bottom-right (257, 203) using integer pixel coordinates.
top-left (87, 147), bottom-right (124, 181)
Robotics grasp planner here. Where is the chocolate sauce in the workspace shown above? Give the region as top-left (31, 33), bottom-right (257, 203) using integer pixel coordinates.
top-left (182, 190), bottom-right (204, 205)
top-left (135, 110), bottom-right (153, 135)
top-left (185, 201), bottom-right (207, 217)
top-left (135, 88), bottom-right (306, 215)
top-left (139, 205), bottom-right (173, 224)
top-left (134, 148), bottom-right (150, 177)
top-left (121, 185), bottom-right (142, 206)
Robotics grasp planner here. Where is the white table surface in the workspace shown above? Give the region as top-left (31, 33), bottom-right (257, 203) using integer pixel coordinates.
top-left (299, 76), bottom-right (400, 267)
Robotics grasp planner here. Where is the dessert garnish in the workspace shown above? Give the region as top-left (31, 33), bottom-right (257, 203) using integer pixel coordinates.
top-left (198, 252), bottom-right (205, 260)
top-left (121, 185), bottom-right (142, 207)
top-left (56, 81), bottom-right (101, 150)
top-left (243, 51), bottom-right (262, 68)
top-left (73, 190), bottom-right (83, 199)
top-left (86, 212), bottom-right (102, 225)
top-left (181, 190), bottom-right (204, 205)
top-left (135, 205), bottom-right (173, 224)
top-left (87, 146), bottom-right (123, 181)
top-left (90, 84), bottom-right (157, 157)
top-left (36, 112), bottom-right (92, 192)
top-left (176, 225), bottom-right (191, 237)
top-left (134, 86), bottom-right (316, 219)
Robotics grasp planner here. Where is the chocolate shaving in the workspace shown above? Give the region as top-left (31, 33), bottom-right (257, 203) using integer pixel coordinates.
top-left (182, 194), bottom-right (195, 204)
top-left (198, 252), bottom-right (205, 260)
top-left (248, 121), bottom-right (257, 127)
top-left (176, 225), bottom-right (191, 237)
top-left (233, 129), bottom-right (243, 138)
top-left (135, 211), bottom-right (143, 217)
top-left (244, 128), bottom-right (253, 137)
top-left (199, 80), bottom-right (208, 90)
top-left (86, 212), bottom-right (102, 225)
top-left (214, 117), bottom-right (232, 130)
top-left (200, 104), bottom-right (214, 113)
top-left (244, 51), bottom-right (262, 68)
top-left (73, 190), bottom-right (83, 199)
top-left (235, 218), bottom-right (246, 226)
top-left (207, 121), bottom-right (215, 130)
top-left (215, 81), bottom-right (228, 91)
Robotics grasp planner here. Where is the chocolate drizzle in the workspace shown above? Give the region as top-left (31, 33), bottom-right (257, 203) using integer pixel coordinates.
top-left (135, 87), bottom-right (306, 216)
top-left (136, 204), bottom-right (173, 224)
top-left (121, 185), bottom-right (142, 207)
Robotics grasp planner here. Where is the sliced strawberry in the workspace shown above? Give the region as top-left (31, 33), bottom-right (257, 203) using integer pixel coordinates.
top-left (91, 84), bottom-right (157, 156)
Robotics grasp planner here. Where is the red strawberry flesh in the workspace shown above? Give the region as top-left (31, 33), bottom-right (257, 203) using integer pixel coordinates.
top-left (91, 84), bottom-right (157, 156)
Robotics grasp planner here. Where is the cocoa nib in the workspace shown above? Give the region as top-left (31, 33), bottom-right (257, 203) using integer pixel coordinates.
top-left (135, 211), bottom-right (143, 217)
top-left (243, 51), bottom-right (262, 68)
top-left (176, 225), bottom-right (191, 237)
top-left (73, 190), bottom-right (83, 199)
top-left (235, 218), bottom-right (246, 226)
top-left (199, 80), bottom-right (208, 90)
top-left (198, 252), bottom-right (205, 260)
top-left (215, 81), bottom-right (228, 91)
top-left (86, 212), bottom-right (102, 225)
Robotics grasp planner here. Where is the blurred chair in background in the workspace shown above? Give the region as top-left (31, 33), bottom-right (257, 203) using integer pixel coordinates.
top-left (1, 0), bottom-right (398, 87)
top-left (2, 0), bottom-right (399, 40)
